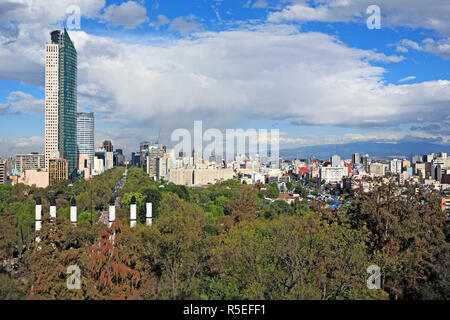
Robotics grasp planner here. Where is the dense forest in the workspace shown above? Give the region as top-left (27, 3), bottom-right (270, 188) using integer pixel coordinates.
top-left (0, 167), bottom-right (448, 300)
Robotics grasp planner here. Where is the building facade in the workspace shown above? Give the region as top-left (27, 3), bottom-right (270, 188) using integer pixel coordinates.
top-left (76, 112), bottom-right (94, 170)
top-left (0, 160), bottom-right (6, 184)
top-left (330, 155), bottom-right (341, 167)
top-left (78, 154), bottom-right (91, 180)
top-left (145, 144), bottom-right (167, 178)
top-left (390, 159), bottom-right (403, 175)
top-left (352, 153), bottom-right (361, 164)
top-left (18, 170), bottom-right (49, 188)
top-left (15, 153), bottom-right (45, 172)
top-left (114, 149), bottom-right (125, 166)
top-left (369, 162), bottom-right (386, 177)
top-left (49, 159), bottom-right (68, 186)
top-left (168, 167), bottom-right (234, 186)
top-left (320, 166), bottom-right (347, 184)
top-left (45, 29), bottom-right (77, 176)
top-left (102, 140), bottom-right (113, 152)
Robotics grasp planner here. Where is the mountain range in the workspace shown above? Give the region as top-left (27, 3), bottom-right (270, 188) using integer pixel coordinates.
top-left (280, 141), bottom-right (449, 161)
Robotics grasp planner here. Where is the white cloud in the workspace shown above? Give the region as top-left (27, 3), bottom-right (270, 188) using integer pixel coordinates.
top-left (268, 0), bottom-right (450, 35)
top-left (396, 38), bottom-right (450, 60)
top-left (422, 38), bottom-right (450, 60)
top-left (0, 0), bottom-right (105, 25)
top-left (398, 76), bottom-right (416, 83)
top-left (0, 91), bottom-right (43, 115)
top-left (253, 0), bottom-right (269, 9)
top-left (99, 1), bottom-right (149, 29)
top-left (169, 14), bottom-right (202, 35)
top-left (0, 2), bottom-right (449, 151)
top-left (1, 21), bottom-right (448, 136)
top-left (149, 14), bottom-right (170, 30)
top-left (60, 26), bottom-right (448, 133)
top-left (269, 1), bottom-right (450, 60)
top-left (268, 4), bottom-right (341, 23)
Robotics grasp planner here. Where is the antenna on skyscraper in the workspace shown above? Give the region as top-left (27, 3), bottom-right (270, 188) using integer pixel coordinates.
top-left (156, 128), bottom-right (161, 144)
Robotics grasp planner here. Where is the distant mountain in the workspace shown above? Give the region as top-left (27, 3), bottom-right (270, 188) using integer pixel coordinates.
top-left (280, 141), bottom-right (450, 160)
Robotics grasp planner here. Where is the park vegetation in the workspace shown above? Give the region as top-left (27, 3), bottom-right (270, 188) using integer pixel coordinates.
top-left (0, 166), bottom-right (448, 300)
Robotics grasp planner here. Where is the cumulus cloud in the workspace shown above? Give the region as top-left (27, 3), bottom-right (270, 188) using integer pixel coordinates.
top-left (169, 14), bottom-right (203, 35)
top-left (150, 14), bottom-right (204, 34)
top-left (63, 26), bottom-right (448, 133)
top-left (396, 38), bottom-right (450, 60)
top-left (268, 1), bottom-right (450, 60)
top-left (0, 91), bottom-right (43, 116)
top-left (99, 1), bottom-right (149, 29)
top-left (0, 0), bottom-right (105, 25)
top-left (0, 1), bottom-right (449, 151)
top-left (149, 14), bottom-right (170, 30)
top-left (268, 0), bottom-right (450, 35)
top-left (0, 21), bottom-right (448, 136)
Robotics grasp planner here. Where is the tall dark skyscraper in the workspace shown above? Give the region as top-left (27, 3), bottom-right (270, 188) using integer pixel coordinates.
top-left (45, 29), bottom-right (77, 176)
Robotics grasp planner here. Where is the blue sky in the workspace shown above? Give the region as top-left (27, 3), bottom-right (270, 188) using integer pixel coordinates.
top-left (0, 0), bottom-right (449, 158)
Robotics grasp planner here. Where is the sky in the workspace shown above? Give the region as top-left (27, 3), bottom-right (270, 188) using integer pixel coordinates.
top-left (0, 0), bottom-right (449, 159)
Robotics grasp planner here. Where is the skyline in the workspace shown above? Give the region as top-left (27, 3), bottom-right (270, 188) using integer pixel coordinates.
top-left (0, 0), bottom-right (449, 159)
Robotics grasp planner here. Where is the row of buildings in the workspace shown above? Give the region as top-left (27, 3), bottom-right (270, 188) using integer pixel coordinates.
top-left (129, 143), bottom-right (235, 186)
top-left (0, 30), bottom-right (126, 188)
top-left (0, 139), bottom-right (125, 188)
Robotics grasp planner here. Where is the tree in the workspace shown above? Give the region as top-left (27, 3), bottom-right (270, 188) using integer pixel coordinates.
top-left (121, 192), bottom-right (146, 223)
top-left (139, 193), bottom-right (209, 299)
top-left (84, 220), bottom-right (142, 299)
top-left (342, 180), bottom-right (449, 299)
top-left (22, 218), bottom-right (100, 299)
top-left (207, 214), bottom-right (374, 299)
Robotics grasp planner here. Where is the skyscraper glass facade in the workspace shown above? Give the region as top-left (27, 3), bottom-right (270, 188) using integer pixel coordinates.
top-left (77, 112), bottom-right (94, 170)
top-left (57, 29), bottom-right (77, 176)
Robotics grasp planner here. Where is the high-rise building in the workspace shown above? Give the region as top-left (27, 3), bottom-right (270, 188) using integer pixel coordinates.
top-left (49, 158), bottom-right (68, 186)
top-left (105, 152), bottom-right (114, 170)
top-left (369, 162), bottom-right (386, 177)
top-left (45, 29), bottom-right (77, 176)
top-left (0, 159), bottom-right (6, 184)
top-left (146, 144), bottom-right (167, 178)
top-left (320, 166), bottom-right (348, 184)
top-left (390, 159), bottom-right (403, 175)
top-left (77, 112), bottom-right (94, 170)
top-left (437, 152), bottom-right (448, 159)
top-left (5, 157), bottom-right (14, 176)
top-left (102, 140), bottom-right (113, 152)
top-left (15, 153), bottom-right (45, 172)
top-left (352, 153), bottom-right (361, 164)
top-left (423, 154), bottom-right (434, 163)
top-left (114, 149), bottom-right (125, 166)
top-left (156, 152), bottom-right (174, 181)
top-left (140, 141), bottom-right (150, 153)
top-left (411, 155), bottom-right (422, 164)
top-left (330, 154), bottom-right (341, 167)
top-left (363, 154), bottom-right (370, 173)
